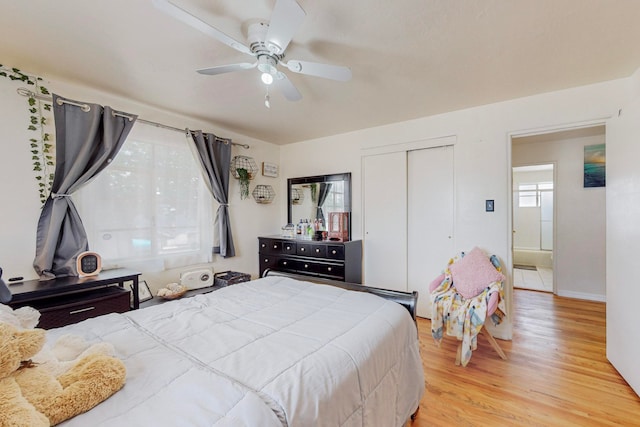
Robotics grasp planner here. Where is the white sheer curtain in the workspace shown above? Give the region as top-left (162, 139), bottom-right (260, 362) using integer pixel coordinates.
top-left (75, 124), bottom-right (213, 271)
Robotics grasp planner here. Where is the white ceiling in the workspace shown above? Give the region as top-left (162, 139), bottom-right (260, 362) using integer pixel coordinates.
top-left (1, 0), bottom-right (640, 145)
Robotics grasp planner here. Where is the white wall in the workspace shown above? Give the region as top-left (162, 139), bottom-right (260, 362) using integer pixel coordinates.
top-left (0, 70), bottom-right (281, 291)
top-left (512, 129), bottom-right (606, 301)
top-left (606, 67), bottom-right (640, 396)
top-left (281, 78), bottom-right (630, 340)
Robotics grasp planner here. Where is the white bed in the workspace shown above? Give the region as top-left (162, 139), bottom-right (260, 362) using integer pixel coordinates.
top-left (49, 274), bottom-right (424, 426)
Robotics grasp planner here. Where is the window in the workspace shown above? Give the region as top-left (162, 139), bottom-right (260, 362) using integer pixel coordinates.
top-left (75, 126), bottom-right (213, 270)
top-left (517, 182), bottom-right (553, 208)
top-left (322, 181), bottom-right (345, 214)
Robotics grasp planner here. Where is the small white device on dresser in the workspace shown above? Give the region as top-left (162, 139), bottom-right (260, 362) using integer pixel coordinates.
top-left (180, 268), bottom-right (213, 290)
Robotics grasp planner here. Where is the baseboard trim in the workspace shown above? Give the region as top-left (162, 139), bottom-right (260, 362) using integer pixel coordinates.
top-left (556, 290), bottom-right (605, 302)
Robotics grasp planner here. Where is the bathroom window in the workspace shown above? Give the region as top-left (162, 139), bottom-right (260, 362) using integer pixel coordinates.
top-left (518, 182), bottom-right (553, 207)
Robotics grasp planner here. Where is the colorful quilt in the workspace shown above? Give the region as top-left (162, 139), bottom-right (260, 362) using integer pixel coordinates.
top-left (430, 255), bottom-right (506, 367)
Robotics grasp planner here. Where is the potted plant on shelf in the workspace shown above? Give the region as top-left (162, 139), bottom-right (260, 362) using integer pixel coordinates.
top-left (236, 167), bottom-right (250, 199)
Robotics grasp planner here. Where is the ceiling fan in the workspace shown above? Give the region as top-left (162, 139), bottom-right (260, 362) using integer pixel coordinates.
top-left (152, 0), bottom-right (352, 106)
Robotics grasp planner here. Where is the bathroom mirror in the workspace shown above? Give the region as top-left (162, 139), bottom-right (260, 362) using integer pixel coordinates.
top-left (287, 173), bottom-right (351, 239)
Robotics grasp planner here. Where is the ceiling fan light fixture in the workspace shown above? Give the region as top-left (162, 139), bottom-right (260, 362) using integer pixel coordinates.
top-left (264, 93), bottom-right (271, 109)
top-left (261, 72), bottom-right (274, 85)
top-left (258, 55), bottom-right (278, 85)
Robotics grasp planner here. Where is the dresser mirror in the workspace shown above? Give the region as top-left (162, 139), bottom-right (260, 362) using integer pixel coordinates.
top-left (287, 173), bottom-right (351, 240)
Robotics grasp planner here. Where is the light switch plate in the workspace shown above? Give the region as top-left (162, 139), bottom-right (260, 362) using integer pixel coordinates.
top-left (486, 200), bottom-right (494, 212)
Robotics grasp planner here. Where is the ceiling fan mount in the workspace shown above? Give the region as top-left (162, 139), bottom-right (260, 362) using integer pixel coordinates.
top-left (248, 22), bottom-right (284, 58)
top-left (248, 22), bottom-right (285, 84)
top-left (153, 0), bottom-right (352, 104)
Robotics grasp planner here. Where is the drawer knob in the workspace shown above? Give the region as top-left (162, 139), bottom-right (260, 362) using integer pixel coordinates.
top-left (273, 245), bottom-right (277, 249)
top-left (286, 246), bottom-right (291, 250)
top-left (283, 261), bottom-right (287, 265)
top-left (264, 259), bottom-right (269, 262)
top-left (332, 250), bottom-right (337, 254)
top-left (301, 248), bottom-right (305, 251)
top-left (304, 264), bottom-right (309, 268)
top-left (261, 244), bottom-right (266, 248)
top-left (315, 248), bottom-right (320, 253)
top-left (327, 267), bottom-right (332, 271)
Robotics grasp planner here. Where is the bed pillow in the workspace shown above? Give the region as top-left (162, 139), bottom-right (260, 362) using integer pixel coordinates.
top-left (449, 247), bottom-right (505, 299)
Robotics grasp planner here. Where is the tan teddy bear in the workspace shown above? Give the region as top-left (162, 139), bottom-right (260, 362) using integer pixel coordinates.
top-left (1, 303), bottom-right (117, 377)
top-left (0, 322), bottom-right (126, 426)
top-left (33, 334), bottom-right (117, 378)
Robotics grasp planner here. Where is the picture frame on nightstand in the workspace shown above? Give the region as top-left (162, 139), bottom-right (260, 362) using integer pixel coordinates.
top-left (130, 280), bottom-right (153, 303)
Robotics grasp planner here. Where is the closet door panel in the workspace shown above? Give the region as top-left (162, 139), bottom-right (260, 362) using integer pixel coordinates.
top-left (363, 152), bottom-right (407, 291)
top-left (407, 145), bottom-right (454, 318)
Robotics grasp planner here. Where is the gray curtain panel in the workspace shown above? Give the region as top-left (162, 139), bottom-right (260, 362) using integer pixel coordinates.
top-left (315, 182), bottom-right (332, 225)
top-left (189, 130), bottom-right (236, 258)
top-left (33, 94), bottom-right (137, 280)
top-left (0, 267), bottom-right (11, 303)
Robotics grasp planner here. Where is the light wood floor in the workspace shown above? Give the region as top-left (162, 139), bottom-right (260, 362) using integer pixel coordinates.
top-left (410, 289), bottom-right (640, 426)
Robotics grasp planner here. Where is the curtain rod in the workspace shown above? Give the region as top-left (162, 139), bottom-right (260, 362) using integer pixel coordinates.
top-left (16, 87), bottom-right (250, 149)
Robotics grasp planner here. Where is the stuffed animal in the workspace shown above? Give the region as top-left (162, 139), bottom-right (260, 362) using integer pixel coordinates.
top-left (33, 334), bottom-right (117, 378)
top-left (0, 322), bottom-right (126, 426)
top-left (0, 303), bottom-right (40, 330)
top-left (0, 304), bottom-right (116, 377)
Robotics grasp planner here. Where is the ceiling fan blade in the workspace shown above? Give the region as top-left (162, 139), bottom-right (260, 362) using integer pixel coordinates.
top-left (197, 62), bottom-right (257, 76)
top-left (274, 72), bottom-right (302, 101)
top-left (284, 60), bottom-right (352, 82)
top-left (153, 0), bottom-right (252, 56)
top-left (264, 0), bottom-right (306, 54)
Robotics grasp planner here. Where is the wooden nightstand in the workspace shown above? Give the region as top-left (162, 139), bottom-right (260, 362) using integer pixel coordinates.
top-left (7, 268), bottom-right (141, 329)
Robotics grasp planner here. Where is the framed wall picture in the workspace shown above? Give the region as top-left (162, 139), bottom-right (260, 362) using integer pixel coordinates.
top-left (584, 143), bottom-right (606, 188)
top-left (262, 161), bottom-right (279, 178)
top-left (130, 280), bottom-right (153, 303)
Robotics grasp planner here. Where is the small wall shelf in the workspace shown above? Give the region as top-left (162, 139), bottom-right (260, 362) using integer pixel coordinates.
top-left (231, 156), bottom-right (258, 179)
top-left (290, 187), bottom-right (304, 205)
top-left (252, 185), bottom-right (275, 204)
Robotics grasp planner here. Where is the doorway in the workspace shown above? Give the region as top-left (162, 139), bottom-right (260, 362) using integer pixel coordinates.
top-left (511, 125), bottom-right (606, 301)
top-left (512, 164), bottom-right (554, 293)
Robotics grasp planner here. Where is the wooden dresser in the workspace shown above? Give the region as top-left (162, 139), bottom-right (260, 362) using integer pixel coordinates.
top-left (258, 236), bottom-right (362, 283)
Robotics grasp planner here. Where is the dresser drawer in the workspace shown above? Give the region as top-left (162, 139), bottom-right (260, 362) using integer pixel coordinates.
top-left (259, 238), bottom-right (283, 254)
top-left (297, 260), bottom-right (344, 279)
top-left (277, 258), bottom-right (299, 270)
top-left (327, 245), bottom-right (345, 260)
top-left (297, 243), bottom-right (327, 258)
top-left (260, 254), bottom-right (280, 273)
top-left (35, 287), bottom-right (130, 329)
top-left (281, 241), bottom-right (297, 254)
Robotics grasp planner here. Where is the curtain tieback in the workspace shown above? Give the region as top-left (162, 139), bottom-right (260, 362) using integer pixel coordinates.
top-left (51, 193), bottom-right (71, 199)
top-left (220, 203), bottom-right (229, 207)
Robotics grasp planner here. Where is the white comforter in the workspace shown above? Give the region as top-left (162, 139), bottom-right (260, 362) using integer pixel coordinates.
top-left (52, 276), bottom-right (424, 427)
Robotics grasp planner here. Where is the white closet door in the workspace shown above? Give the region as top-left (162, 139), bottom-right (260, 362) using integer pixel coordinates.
top-left (363, 152), bottom-right (407, 291)
top-left (407, 145), bottom-right (454, 318)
